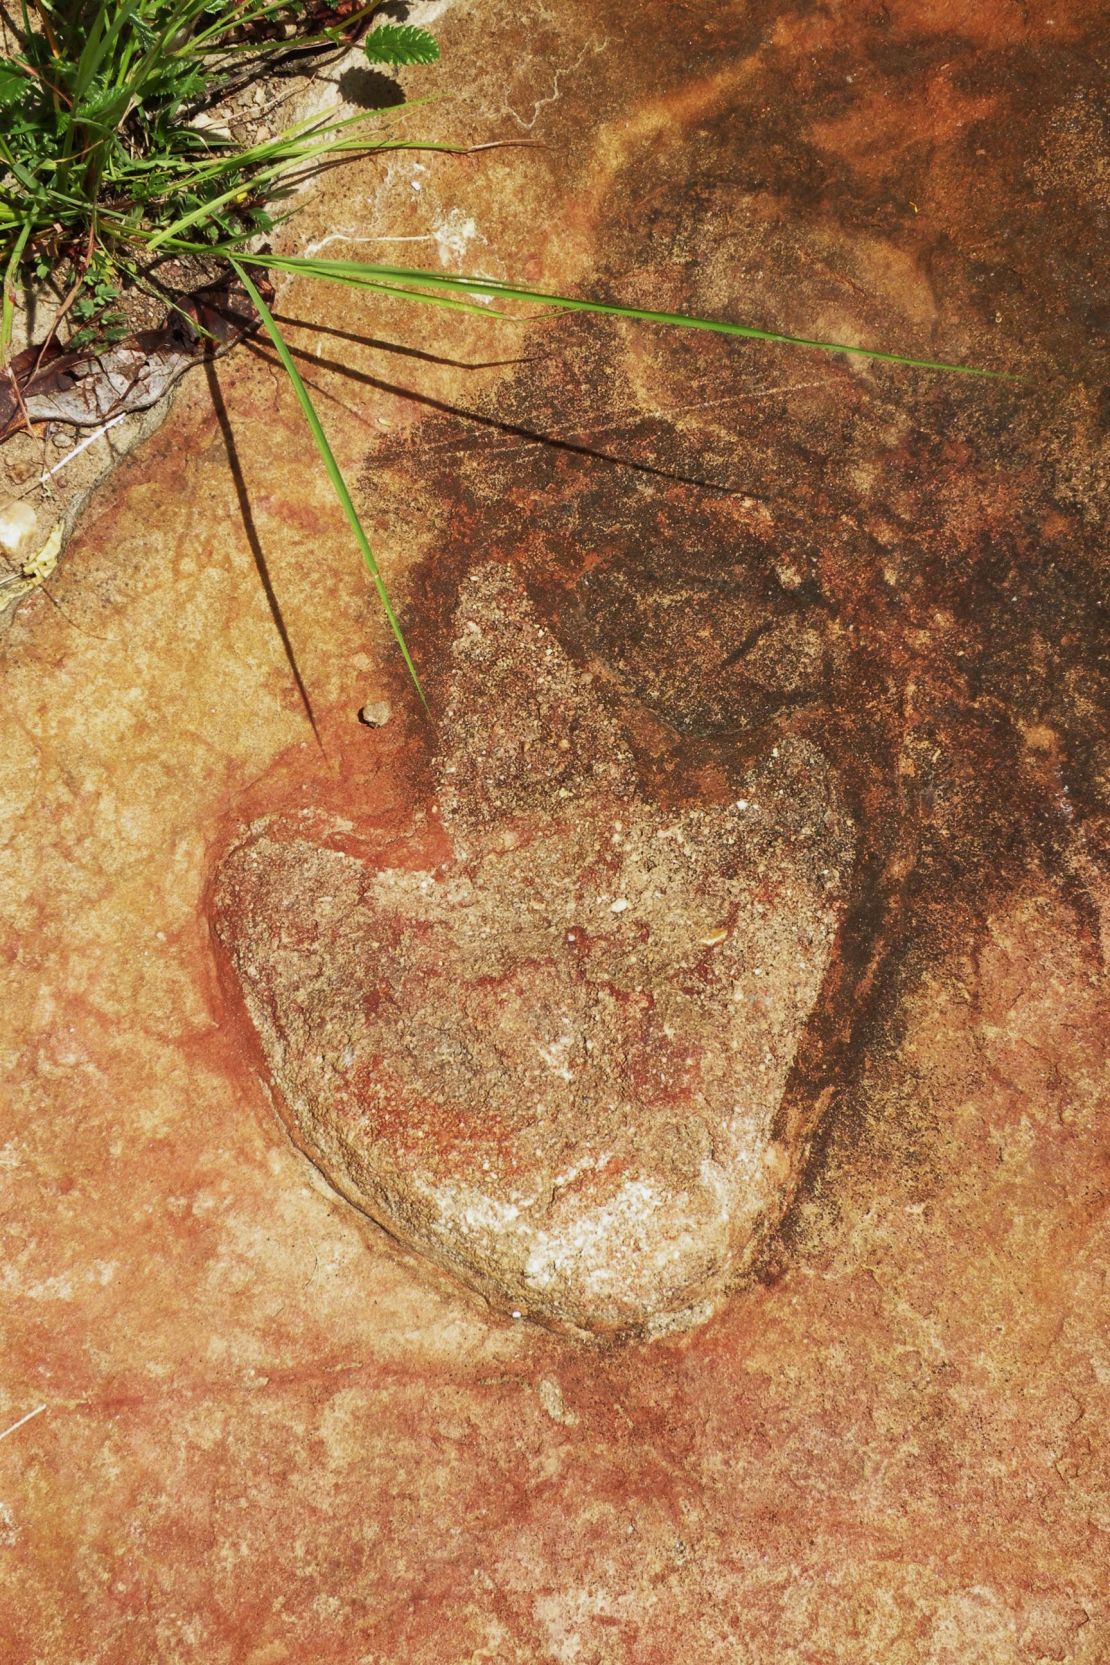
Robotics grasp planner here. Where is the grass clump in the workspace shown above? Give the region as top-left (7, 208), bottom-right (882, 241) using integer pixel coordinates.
top-left (0, 1), bottom-right (419, 354)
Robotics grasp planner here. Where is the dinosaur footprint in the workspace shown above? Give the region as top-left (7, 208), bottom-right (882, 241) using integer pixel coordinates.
top-left (212, 565), bottom-right (855, 1337)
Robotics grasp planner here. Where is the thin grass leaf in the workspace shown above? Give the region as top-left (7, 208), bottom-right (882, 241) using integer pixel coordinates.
top-left (229, 256), bottom-right (424, 703)
top-left (298, 271), bottom-right (518, 320)
top-left (69, 4), bottom-right (110, 101)
top-left (3, 149), bottom-right (42, 193)
top-left (171, 241), bottom-right (518, 319)
top-left (248, 258), bottom-right (1001, 377)
top-left (186, 0), bottom-right (364, 52)
top-left (129, 0), bottom-right (214, 83)
top-left (185, 96), bottom-right (441, 175)
top-left (195, 248), bottom-right (1001, 374)
top-left (1, 215), bottom-right (34, 362)
top-left (145, 135), bottom-right (449, 248)
top-left (140, 102), bottom-right (443, 248)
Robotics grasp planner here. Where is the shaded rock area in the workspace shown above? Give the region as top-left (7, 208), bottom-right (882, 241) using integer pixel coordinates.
top-left (1, 0), bottom-right (1108, 1660)
top-left (213, 566), bottom-right (854, 1335)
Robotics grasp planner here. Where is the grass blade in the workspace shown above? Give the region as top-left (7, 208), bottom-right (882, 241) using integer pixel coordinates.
top-left (166, 237), bottom-right (520, 317)
top-left (145, 113), bottom-right (449, 250)
top-left (229, 257), bottom-right (424, 703)
top-left (2, 215), bottom-right (34, 362)
top-left (219, 244), bottom-right (519, 314)
top-left (235, 256), bottom-right (1001, 377)
top-left (187, 0), bottom-right (374, 53)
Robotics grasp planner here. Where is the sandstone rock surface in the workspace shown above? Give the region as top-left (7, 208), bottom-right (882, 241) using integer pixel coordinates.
top-left (4, 1), bottom-right (1110, 1656)
top-left (213, 566), bottom-right (855, 1335)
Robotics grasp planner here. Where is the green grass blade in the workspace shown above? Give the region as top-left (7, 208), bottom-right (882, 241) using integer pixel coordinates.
top-left (228, 257), bottom-right (424, 703)
top-left (192, 246), bottom-right (998, 369)
top-left (129, 0), bottom-right (214, 84)
top-left (69, 3), bottom-right (109, 101)
top-left (145, 123), bottom-right (450, 250)
top-left (2, 214), bottom-right (34, 363)
top-left (245, 257), bottom-right (1001, 376)
top-left (153, 156), bottom-right (436, 245)
top-left (140, 99), bottom-right (445, 196)
top-left (167, 241), bottom-right (518, 318)
top-left (186, 0), bottom-right (375, 53)
top-left (174, 0), bottom-right (277, 51)
top-left (298, 272), bottom-right (518, 320)
top-left (3, 150), bottom-right (44, 194)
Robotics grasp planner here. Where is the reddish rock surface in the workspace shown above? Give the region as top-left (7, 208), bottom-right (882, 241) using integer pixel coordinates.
top-left (1, 0), bottom-right (1108, 1660)
top-left (213, 566), bottom-right (854, 1336)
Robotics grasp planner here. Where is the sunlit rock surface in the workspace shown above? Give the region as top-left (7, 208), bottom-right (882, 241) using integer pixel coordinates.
top-left (2, 0), bottom-right (1108, 1659)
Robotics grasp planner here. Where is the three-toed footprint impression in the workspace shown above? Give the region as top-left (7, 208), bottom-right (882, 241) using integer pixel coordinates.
top-left (212, 565), bottom-right (855, 1337)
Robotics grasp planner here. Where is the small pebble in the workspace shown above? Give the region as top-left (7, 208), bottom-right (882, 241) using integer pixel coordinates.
top-left (358, 700), bottom-right (392, 728)
top-left (0, 499), bottom-right (37, 560)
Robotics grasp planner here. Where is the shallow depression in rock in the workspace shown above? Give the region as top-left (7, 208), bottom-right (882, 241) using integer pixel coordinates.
top-left (212, 565), bottom-right (856, 1337)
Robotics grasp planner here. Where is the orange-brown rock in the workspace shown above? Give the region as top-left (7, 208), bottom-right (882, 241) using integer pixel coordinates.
top-left (4, 0), bottom-right (1109, 1657)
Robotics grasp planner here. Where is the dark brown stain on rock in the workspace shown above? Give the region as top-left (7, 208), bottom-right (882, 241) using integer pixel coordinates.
top-left (360, 0), bottom-right (1107, 1259)
top-left (196, 0), bottom-right (1108, 1336)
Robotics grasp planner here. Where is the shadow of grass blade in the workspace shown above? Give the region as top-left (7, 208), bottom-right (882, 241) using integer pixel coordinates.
top-left (229, 258), bottom-right (424, 705)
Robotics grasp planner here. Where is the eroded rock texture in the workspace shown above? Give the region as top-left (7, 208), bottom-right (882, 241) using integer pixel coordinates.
top-left (213, 567), bottom-right (854, 1335)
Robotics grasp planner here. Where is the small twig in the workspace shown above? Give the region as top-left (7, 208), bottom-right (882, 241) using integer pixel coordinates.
top-left (4, 361), bottom-right (36, 440)
top-left (33, 411), bottom-right (128, 486)
top-left (0, 1403), bottom-right (46, 1444)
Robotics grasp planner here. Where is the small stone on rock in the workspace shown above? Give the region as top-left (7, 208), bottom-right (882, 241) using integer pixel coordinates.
top-left (0, 499), bottom-right (37, 560)
top-left (358, 700), bottom-right (392, 728)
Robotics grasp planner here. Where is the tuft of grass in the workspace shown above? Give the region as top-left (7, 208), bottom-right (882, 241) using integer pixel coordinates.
top-left (1, 1), bottom-right (998, 692)
top-left (0, 0), bottom-right (449, 661)
top-left (0, 1), bottom-right (415, 359)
